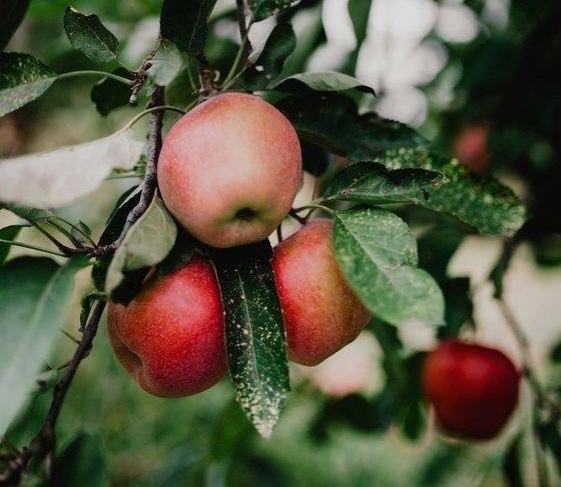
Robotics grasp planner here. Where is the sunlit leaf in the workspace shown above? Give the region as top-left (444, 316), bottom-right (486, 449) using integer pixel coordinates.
top-left (147, 39), bottom-right (184, 86)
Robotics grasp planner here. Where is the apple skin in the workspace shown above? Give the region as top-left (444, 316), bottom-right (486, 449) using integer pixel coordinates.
top-left (157, 92), bottom-right (302, 248)
top-left (271, 219), bottom-right (371, 366)
top-left (106, 255), bottom-right (227, 398)
top-left (422, 339), bottom-right (520, 440)
top-left (453, 124), bottom-right (490, 175)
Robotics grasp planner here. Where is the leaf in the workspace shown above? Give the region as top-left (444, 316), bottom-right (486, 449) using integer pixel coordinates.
top-left (147, 39), bottom-right (185, 86)
top-left (160, 0), bottom-right (218, 55)
top-left (502, 435), bottom-right (524, 487)
top-left (52, 433), bottom-right (109, 487)
top-left (0, 256), bottom-right (87, 435)
top-left (274, 71), bottom-right (375, 97)
top-left (239, 23), bottom-right (296, 91)
top-left (321, 162), bottom-right (445, 205)
top-left (248, 0), bottom-right (299, 22)
top-left (0, 130), bottom-right (144, 209)
top-left (105, 196), bottom-right (177, 298)
top-left (210, 242), bottom-right (289, 438)
top-left (90, 68), bottom-right (133, 116)
top-left (275, 93), bottom-right (425, 159)
top-left (63, 5), bottom-right (119, 64)
top-left (0, 52), bottom-right (57, 116)
top-left (333, 207), bottom-right (445, 326)
top-left (0, 225), bottom-right (21, 264)
top-left (376, 148), bottom-right (527, 237)
top-left (348, 0), bottom-right (372, 46)
top-left (0, 0), bottom-right (31, 51)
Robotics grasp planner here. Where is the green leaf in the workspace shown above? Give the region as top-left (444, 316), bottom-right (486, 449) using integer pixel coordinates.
top-left (274, 71), bottom-right (375, 96)
top-left (52, 433), bottom-right (109, 487)
top-left (276, 93), bottom-right (425, 159)
top-left (0, 256), bottom-right (87, 435)
top-left (0, 225), bottom-right (21, 264)
top-left (376, 148), bottom-right (527, 237)
top-left (239, 23), bottom-right (296, 91)
top-left (0, 130), bottom-right (144, 209)
top-left (210, 242), bottom-right (289, 438)
top-left (333, 207), bottom-right (445, 326)
top-left (248, 0), bottom-right (298, 22)
top-left (0, 52), bottom-right (56, 116)
top-left (348, 0), bottom-right (372, 46)
top-left (63, 5), bottom-right (119, 64)
top-left (147, 39), bottom-right (185, 86)
top-left (90, 67), bottom-right (133, 116)
top-left (105, 196), bottom-right (177, 297)
top-left (321, 162), bottom-right (445, 205)
top-left (160, 0), bottom-right (218, 55)
top-left (0, 0), bottom-right (31, 51)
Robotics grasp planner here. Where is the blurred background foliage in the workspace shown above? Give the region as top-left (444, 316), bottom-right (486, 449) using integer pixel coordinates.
top-left (1, 0), bottom-right (561, 486)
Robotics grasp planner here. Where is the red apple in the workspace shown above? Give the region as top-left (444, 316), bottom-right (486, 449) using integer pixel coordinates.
top-left (423, 339), bottom-right (520, 440)
top-left (106, 255), bottom-right (227, 397)
top-left (157, 92), bottom-right (302, 248)
top-left (271, 219), bottom-right (371, 366)
top-left (453, 124), bottom-right (490, 175)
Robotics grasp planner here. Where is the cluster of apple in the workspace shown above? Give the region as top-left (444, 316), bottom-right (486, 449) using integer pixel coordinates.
top-left (106, 92), bottom-right (371, 398)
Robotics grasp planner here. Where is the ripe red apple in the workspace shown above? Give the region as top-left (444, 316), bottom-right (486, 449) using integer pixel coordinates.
top-left (106, 255), bottom-right (227, 397)
top-left (157, 92), bottom-right (302, 248)
top-left (271, 219), bottom-right (371, 366)
top-left (422, 339), bottom-right (520, 440)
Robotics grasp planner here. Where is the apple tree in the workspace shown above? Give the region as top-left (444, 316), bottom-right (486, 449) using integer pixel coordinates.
top-left (1, 0), bottom-right (560, 485)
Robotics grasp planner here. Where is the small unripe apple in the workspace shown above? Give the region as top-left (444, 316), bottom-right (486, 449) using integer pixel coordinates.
top-left (423, 339), bottom-right (520, 440)
top-left (106, 255), bottom-right (227, 397)
top-left (271, 219), bottom-right (371, 366)
top-left (158, 92), bottom-right (302, 248)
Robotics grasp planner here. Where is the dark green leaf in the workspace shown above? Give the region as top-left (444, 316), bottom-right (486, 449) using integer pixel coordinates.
top-left (239, 23), bottom-right (296, 91)
top-left (0, 225), bottom-right (21, 264)
top-left (348, 0), bottom-right (372, 46)
top-left (248, 0), bottom-right (298, 22)
top-left (276, 93), bottom-right (425, 159)
top-left (160, 0), bottom-right (218, 54)
top-left (333, 207), bottom-right (445, 326)
top-left (210, 241), bottom-right (289, 438)
top-left (0, 0), bottom-right (31, 51)
top-left (52, 433), bottom-right (109, 487)
top-left (0, 52), bottom-right (56, 116)
top-left (274, 71), bottom-right (375, 96)
top-left (91, 67), bottom-right (133, 116)
top-left (147, 39), bottom-right (184, 86)
top-left (63, 5), bottom-right (119, 63)
top-left (322, 162), bottom-right (445, 205)
top-left (502, 435), bottom-right (523, 487)
top-left (376, 148), bottom-right (527, 237)
top-left (0, 256), bottom-right (87, 435)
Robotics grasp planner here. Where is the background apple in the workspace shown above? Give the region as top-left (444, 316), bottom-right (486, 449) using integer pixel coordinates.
top-left (107, 255), bottom-right (227, 397)
top-left (157, 92), bottom-right (302, 248)
top-left (422, 339), bottom-right (520, 440)
top-left (272, 219), bottom-right (371, 366)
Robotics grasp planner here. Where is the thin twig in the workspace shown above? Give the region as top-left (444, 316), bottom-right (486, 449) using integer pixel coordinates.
top-left (235, 0), bottom-right (252, 61)
top-left (196, 52), bottom-right (216, 98)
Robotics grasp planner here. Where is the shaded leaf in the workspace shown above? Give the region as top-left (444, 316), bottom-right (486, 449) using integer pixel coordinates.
top-left (248, 0), bottom-right (299, 22)
top-left (322, 162), bottom-right (445, 205)
top-left (0, 256), bottom-right (87, 435)
top-left (156, 228), bottom-right (196, 277)
top-left (0, 52), bottom-right (56, 116)
top-left (63, 5), bottom-right (119, 63)
top-left (147, 39), bottom-right (184, 86)
top-left (91, 67), bottom-right (133, 116)
top-left (210, 241), bottom-right (289, 438)
top-left (0, 225), bottom-right (21, 264)
top-left (160, 0), bottom-right (218, 55)
top-left (0, 130), bottom-right (144, 209)
top-left (274, 70), bottom-right (375, 96)
top-left (333, 207), bottom-right (445, 326)
top-left (239, 23), bottom-right (296, 91)
top-left (348, 0), bottom-right (372, 46)
top-left (52, 433), bottom-right (109, 487)
top-left (0, 0), bottom-right (31, 51)
top-left (502, 435), bottom-right (523, 487)
top-left (105, 196), bottom-right (177, 299)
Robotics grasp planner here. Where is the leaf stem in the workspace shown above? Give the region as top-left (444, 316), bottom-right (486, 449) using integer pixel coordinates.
top-left (118, 104), bottom-right (185, 133)
top-left (57, 70), bottom-right (133, 85)
top-left (0, 238), bottom-right (67, 257)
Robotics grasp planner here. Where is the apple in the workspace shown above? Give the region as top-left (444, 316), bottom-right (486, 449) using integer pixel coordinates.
top-left (422, 339), bottom-right (520, 440)
top-left (271, 219), bottom-right (371, 366)
top-left (453, 124), bottom-right (490, 174)
top-left (157, 92), bottom-right (302, 248)
top-left (106, 255), bottom-right (227, 397)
